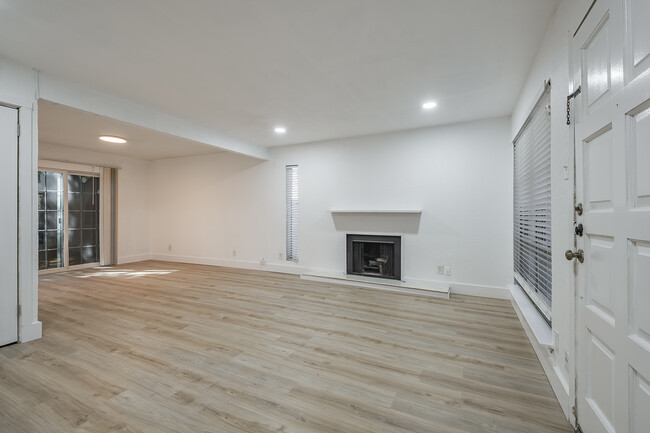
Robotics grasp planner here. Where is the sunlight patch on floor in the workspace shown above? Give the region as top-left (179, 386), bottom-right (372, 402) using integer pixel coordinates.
top-left (75, 268), bottom-right (178, 279)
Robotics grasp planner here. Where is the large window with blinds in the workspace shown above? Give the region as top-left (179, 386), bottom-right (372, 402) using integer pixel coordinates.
top-left (286, 165), bottom-right (299, 262)
top-left (513, 83), bottom-right (552, 322)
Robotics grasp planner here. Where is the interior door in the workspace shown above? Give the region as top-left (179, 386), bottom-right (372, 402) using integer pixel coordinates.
top-left (0, 104), bottom-right (18, 346)
top-left (573, 0), bottom-right (650, 432)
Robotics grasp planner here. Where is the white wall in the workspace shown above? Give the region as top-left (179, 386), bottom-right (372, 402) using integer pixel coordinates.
top-left (0, 55), bottom-right (40, 342)
top-left (510, 0), bottom-right (593, 424)
top-left (150, 117), bottom-right (513, 295)
top-left (38, 143), bottom-right (152, 263)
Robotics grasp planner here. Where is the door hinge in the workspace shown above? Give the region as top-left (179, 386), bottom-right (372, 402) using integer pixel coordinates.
top-left (17, 304), bottom-right (21, 318)
top-left (571, 404), bottom-right (581, 432)
top-left (566, 86), bottom-right (582, 125)
top-left (16, 123), bottom-right (20, 137)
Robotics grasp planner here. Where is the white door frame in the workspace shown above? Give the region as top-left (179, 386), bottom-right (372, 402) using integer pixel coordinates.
top-left (0, 104), bottom-right (19, 346)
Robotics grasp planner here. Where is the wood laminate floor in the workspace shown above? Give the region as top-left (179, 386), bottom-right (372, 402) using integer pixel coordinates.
top-left (0, 261), bottom-right (573, 433)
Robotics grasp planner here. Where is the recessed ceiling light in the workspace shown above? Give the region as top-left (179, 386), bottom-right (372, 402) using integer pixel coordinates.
top-left (274, 126), bottom-right (287, 134)
top-left (422, 101), bottom-right (438, 110)
top-left (99, 135), bottom-right (127, 144)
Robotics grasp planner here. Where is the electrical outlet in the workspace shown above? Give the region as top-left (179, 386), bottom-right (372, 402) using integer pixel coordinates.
top-left (260, 258), bottom-right (266, 265)
top-left (443, 265), bottom-right (451, 276)
top-left (168, 244), bottom-right (172, 251)
top-left (278, 252), bottom-right (283, 260)
top-left (437, 265), bottom-right (444, 275)
top-left (232, 249), bottom-right (237, 257)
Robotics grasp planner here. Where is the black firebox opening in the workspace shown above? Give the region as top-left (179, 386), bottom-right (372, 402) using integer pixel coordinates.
top-left (346, 234), bottom-right (401, 281)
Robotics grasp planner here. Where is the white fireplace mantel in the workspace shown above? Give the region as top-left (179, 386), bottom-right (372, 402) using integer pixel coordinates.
top-left (330, 209), bottom-right (422, 234)
top-left (329, 209), bottom-right (422, 215)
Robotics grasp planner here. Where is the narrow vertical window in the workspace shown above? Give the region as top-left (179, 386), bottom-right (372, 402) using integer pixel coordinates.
top-left (286, 165), bottom-right (299, 262)
top-left (513, 82), bottom-right (552, 322)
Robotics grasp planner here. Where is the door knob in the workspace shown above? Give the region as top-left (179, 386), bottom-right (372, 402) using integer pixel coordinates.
top-left (565, 249), bottom-right (584, 263)
top-left (574, 223), bottom-right (584, 236)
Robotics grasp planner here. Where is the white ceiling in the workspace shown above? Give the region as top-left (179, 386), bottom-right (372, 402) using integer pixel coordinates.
top-left (38, 100), bottom-right (223, 160)
top-left (0, 0), bottom-right (558, 149)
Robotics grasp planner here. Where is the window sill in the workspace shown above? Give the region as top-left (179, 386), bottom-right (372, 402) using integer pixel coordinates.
top-left (508, 283), bottom-right (554, 349)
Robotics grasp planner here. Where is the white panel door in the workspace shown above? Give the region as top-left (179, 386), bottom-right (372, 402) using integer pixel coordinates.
top-left (573, 0), bottom-right (650, 432)
top-left (0, 104), bottom-right (18, 346)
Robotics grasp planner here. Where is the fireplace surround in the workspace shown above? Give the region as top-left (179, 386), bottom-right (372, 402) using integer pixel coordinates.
top-left (346, 234), bottom-right (402, 281)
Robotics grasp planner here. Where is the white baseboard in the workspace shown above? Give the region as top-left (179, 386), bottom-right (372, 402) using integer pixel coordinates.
top-left (450, 282), bottom-right (510, 299)
top-left (301, 272), bottom-right (450, 298)
top-left (118, 253), bottom-right (153, 264)
top-left (118, 255), bottom-right (510, 301)
top-left (20, 321), bottom-right (42, 342)
top-left (508, 284), bottom-right (553, 346)
top-left (508, 285), bottom-right (572, 424)
top-left (305, 267), bottom-right (508, 299)
top-left (150, 253), bottom-right (308, 275)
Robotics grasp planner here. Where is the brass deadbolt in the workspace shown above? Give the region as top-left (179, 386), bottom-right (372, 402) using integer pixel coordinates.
top-left (565, 249), bottom-right (584, 263)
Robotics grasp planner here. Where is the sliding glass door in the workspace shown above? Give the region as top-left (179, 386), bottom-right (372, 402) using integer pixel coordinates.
top-left (38, 171), bottom-right (65, 269)
top-left (68, 174), bottom-right (100, 265)
top-left (38, 169), bottom-right (101, 272)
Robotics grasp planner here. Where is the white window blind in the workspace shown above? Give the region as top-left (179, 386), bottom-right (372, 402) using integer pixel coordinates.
top-left (286, 165), bottom-right (299, 262)
top-left (513, 83), bottom-right (552, 321)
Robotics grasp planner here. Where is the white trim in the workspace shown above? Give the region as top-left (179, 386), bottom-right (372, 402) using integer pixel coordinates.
top-left (38, 263), bottom-right (100, 275)
top-left (277, 265), bottom-right (508, 299)
top-left (508, 284), bottom-right (571, 421)
top-left (514, 272), bottom-right (552, 320)
top-left (19, 321), bottom-right (42, 343)
top-left (301, 272), bottom-right (449, 299)
top-left (41, 157), bottom-right (122, 170)
top-left (118, 253), bottom-right (153, 264)
top-left (18, 104), bottom-right (41, 343)
top-left (512, 79), bottom-right (551, 143)
top-left (339, 230), bottom-right (408, 238)
top-left (38, 159), bottom-right (102, 175)
top-left (330, 209), bottom-right (422, 215)
top-left (450, 282), bottom-right (511, 299)
top-left (0, 93), bottom-right (33, 109)
top-left (508, 283), bottom-right (553, 347)
top-left (150, 254), bottom-right (307, 275)
top-left (145, 255), bottom-right (508, 300)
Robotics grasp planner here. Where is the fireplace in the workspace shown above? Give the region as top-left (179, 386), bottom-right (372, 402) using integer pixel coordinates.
top-left (346, 234), bottom-right (402, 280)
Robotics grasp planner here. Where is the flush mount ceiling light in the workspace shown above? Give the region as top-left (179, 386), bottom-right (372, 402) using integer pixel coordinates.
top-left (99, 135), bottom-right (127, 144)
top-left (421, 101), bottom-right (438, 110)
top-left (274, 126), bottom-right (287, 134)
